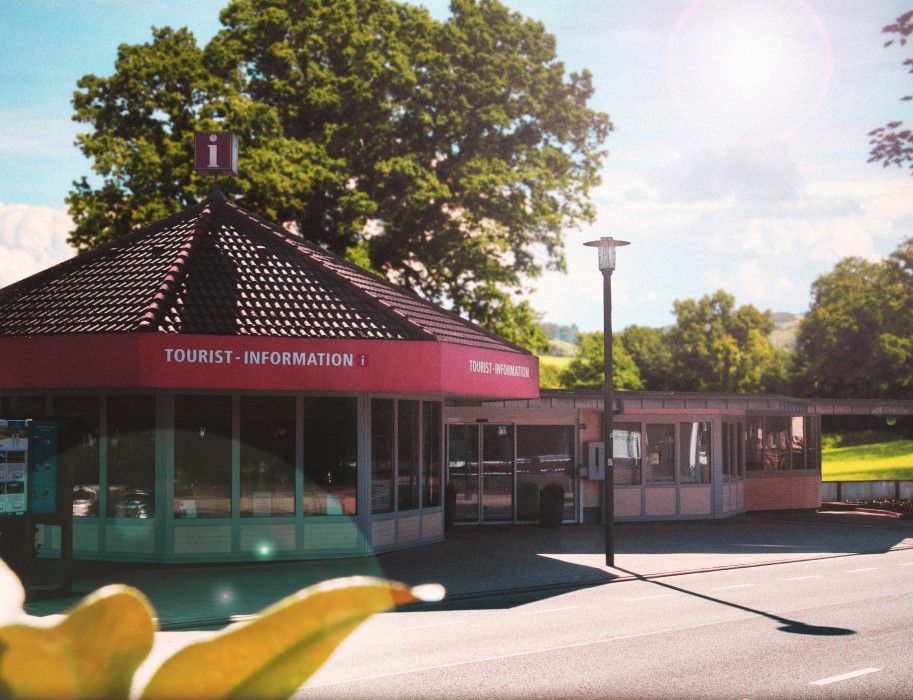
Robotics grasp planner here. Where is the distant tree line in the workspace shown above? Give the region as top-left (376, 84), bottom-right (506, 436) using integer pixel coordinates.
top-left (553, 235), bottom-right (913, 399)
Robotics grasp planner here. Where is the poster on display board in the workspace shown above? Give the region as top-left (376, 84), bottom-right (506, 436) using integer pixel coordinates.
top-left (0, 419), bottom-right (29, 516)
top-left (29, 421), bottom-right (59, 515)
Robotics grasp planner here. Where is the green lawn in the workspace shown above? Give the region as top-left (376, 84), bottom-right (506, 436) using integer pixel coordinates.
top-left (822, 439), bottom-right (913, 481)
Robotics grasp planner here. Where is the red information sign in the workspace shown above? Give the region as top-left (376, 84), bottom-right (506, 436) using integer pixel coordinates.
top-left (194, 132), bottom-right (238, 175)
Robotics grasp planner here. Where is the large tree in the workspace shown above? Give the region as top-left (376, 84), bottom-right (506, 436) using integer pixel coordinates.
top-left (67, 0), bottom-right (610, 350)
top-left (792, 239), bottom-right (913, 398)
top-left (868, 10), bottom-right (913, 173)
top-left (667, 290), bottom-right (787, 394)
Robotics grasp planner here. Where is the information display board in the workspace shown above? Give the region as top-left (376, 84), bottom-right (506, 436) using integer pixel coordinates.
top-left (0, 419), bottom-right (29, 516)
top-left (29, 421), bottom-right (59, 515)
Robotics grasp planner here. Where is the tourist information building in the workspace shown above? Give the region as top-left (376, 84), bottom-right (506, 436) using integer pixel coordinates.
top-left (0, 191), bottom-right (539, 562)
top-left (0, 192), bottom-right (824, 563)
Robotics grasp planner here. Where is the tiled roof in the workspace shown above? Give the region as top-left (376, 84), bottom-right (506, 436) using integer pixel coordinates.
top-left (0, 192), bottom-right (527, 354)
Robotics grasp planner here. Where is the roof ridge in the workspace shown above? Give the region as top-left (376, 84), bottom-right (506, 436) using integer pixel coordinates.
top-left (136, 201), bottom-right (214, 331)
top-left (220, 201), bottom-right (436, 341)
top-left (220, 201), bottom-right (530, 354)
top-left (0, 200), bottom-right (210, 304)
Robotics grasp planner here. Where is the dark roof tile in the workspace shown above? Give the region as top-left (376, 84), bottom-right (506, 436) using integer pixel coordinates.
top-left (0, 194), bottom-right (527, 355)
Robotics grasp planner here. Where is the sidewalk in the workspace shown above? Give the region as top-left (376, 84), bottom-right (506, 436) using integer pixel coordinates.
top-left (23, 511), bottom-right (913, 628)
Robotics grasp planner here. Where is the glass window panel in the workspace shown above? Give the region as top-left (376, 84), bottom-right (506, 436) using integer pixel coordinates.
top-left (517, 425), bottom-right (575, 521)
top-left (4, 396), bottom-right (46, 417)
top-left (54, 396), bottom-right (100, 517)
top-left (108, 395), bottom-right (156, 518)
top-left (645, 424), bottom-right (675, 483)
top-left (371, 399), bottom-right (394, 514)
top-left (174, 395), bottom-right (232, 518)
top-left (680, 421), bottom-right (711, 484)
top-left (301, 397), bottom-right (357, 515)
top-left (791, 416), bottom-right (806, 470)
top-left (746, 417), bottom-right (764, 471)
top-left (764, 416), bottom-right (791, 470)
top-left (240, 396), bottom-right (295, 517)
top-left (397, 400), bottom-right (419, 511)
top-left (612, 422), bottom-right (642, 485)
top-left (722, 422), bottom-right (732, 479)
top-left (734, 423), bottom-right (745, 477)
top-left (422, 402), bottom-right (441, 507)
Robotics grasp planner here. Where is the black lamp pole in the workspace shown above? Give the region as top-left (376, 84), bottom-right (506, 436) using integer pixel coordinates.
top-left (584, 236), bottom-right (629, 567)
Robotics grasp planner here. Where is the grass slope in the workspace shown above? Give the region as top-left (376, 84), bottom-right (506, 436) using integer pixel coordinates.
top-left (822, 439), bottom-right (913, 481)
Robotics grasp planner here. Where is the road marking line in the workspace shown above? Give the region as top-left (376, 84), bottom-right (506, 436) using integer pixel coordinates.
top-left (398, 620), bottom-right (462, 631)
top-left (784, 575), bottom-right (821, 581)
top-left (711, 584), bottom-right (755, 590)
top-left (625, 593), bottom-right (675, 601)
top-left (846, 567), bottom-right (879, 573)
top-left (521, 605), bottom-right (578, 616)
top-left (810, 668), bottom-right (880, 686)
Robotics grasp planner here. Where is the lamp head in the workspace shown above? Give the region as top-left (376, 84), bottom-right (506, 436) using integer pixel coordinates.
top-left (584, 236), bottom-right (630, 272)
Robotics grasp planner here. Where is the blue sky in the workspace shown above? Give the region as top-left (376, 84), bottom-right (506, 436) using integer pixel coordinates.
top-left (1, 0), bottom-right (912, 331)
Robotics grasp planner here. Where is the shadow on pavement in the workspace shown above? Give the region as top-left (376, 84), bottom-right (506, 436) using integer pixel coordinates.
top-left (612, 565), bottom-right (856, 637)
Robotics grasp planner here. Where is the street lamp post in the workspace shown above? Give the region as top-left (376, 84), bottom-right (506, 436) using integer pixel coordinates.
top-left (583, 236), bottom-right (629, 567)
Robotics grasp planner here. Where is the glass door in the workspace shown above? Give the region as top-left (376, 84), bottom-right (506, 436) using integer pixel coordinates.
top-left (481, 424), bottom-right (514, 522)
top-left (447, 424), bottom-right (515, 523)
top-left (448, 424), bottom-right (480, 523)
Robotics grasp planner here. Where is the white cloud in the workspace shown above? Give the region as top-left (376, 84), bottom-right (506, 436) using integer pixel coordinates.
top-left (659, 138), bottom-right (801, 205)
top-left (531, 151), bottom-right (913, 330)
top-left (0, 204), bottom-right (74, 288)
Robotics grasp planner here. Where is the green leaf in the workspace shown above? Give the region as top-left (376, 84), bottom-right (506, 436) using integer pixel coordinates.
top-left (0, 584), bottom-right (155, 700)
top-left (140, 576), bottom-right (444, 700)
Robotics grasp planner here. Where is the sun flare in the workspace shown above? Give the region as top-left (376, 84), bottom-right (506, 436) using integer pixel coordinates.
top-left (667, 0), bottom-right (832, 139)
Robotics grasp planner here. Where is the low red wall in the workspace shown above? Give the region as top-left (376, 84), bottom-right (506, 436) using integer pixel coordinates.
top-left (746, 472), bottom-right (821, 511)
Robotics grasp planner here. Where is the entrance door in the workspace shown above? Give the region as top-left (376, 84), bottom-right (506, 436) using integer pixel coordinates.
top-left (447, 424), bottom-right (514, 523)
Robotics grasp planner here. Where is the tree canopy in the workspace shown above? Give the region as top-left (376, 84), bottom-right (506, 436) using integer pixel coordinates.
top-left (67, 0), bottom-right (610, 351)
top-left (792, 238), bottom-right (913, 398)
top-left (559, 331), bottom-right (643, 391)
top-left (668, 290), bottom-right (787, 394)
top-left (868, 9), bottom-right (913, 173)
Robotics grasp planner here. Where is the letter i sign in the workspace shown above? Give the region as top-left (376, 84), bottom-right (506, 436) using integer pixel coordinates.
top-left (194, 132), bottom-right (239, 175)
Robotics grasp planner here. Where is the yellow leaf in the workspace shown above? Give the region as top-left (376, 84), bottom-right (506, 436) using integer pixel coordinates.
top-left (140, 576), bottom-right (444, 700)
top-left (0, 584), bottom-right (155, 700)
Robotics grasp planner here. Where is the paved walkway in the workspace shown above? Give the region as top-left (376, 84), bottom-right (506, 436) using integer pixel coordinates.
top-left (23, 511), bottom-right (913, 628)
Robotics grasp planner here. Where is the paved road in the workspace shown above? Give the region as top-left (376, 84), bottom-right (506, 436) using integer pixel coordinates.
top-left (290, 547), bottom-right (913, 699)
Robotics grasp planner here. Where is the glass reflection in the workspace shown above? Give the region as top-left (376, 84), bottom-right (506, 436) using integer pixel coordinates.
top-left (174, 395), bottom-right (232, 518)
top-left (240, 396), bottom-right (295, 517)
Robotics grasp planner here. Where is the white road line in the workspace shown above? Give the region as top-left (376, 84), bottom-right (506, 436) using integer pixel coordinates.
top-left (846, 567), bottom-right (879, 573)
top-left (784, 575), bottom-right (821, 581)
top-left (521, 605), bottom-right (579, 616)
top-left (625, 593), bottom-right (675, 601)
top-left (398, 620), bottom-right (462, 631)
top-left (711, 583), bottom-right (755, 591)
top-left (809, 668), bottom-right (880, 686)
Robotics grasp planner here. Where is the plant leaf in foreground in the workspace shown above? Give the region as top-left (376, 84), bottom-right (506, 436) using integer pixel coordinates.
top-left (140, 576), bottom-right (444, 700)
top-left (0, 584), bottom-right (155, 699)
